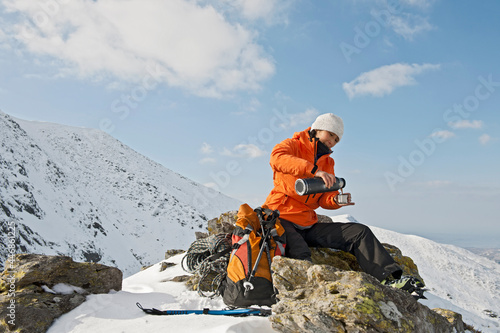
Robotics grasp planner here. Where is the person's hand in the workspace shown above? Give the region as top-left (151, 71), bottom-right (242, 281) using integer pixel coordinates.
top-left (334, 193), bottom-right (355, 206)
top-left (316, 170), bottom-right (336, 188)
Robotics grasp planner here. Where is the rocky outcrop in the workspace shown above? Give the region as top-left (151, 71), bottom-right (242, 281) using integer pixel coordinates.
top-left (206, 210), bottom-right (238, 235)
top-left (269, 256), bottom-right (464, 333)
top-left (205, 211), bottom-right (424, 284)
top-left (0, 253), bottom-right (122, 333)
top-left (187, 209), bottom-right (465, 332)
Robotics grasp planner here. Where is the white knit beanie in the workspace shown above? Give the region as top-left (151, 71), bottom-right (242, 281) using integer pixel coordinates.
top-left (311, 113), bottom-right (344, 140)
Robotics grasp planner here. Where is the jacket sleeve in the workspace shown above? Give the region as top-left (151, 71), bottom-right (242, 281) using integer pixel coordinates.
top-left (269, 139), bottom-right (317, 178)
top-left (319, 191), bottom-right (341, 210)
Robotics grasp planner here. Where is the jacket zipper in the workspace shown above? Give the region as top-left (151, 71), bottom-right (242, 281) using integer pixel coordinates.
top-left (305, 135), bottom-right (319, 204)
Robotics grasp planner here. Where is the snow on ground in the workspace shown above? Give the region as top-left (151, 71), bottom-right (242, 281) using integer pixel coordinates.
top-left (47, 253), bottom-right (275, 333)
top-left (47, 216), bottom-right (500, 333)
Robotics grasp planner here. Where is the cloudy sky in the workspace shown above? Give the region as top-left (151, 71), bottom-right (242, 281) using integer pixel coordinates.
top-left (1, 0), bottom-right (499, 248)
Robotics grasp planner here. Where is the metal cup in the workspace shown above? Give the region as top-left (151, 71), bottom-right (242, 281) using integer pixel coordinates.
top-left (336, 193), bottom-right (349, 205)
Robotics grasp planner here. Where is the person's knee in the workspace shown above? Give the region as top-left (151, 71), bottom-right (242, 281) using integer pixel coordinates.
top-left (345, 223), bottom-right (377, 249)
top-left (286, 235), bottom-right (310, 254)
top-left (350, 223), bottom-right (373, 237)
top-left (286, 247), bottom-right (311, 261)
top-left (280, 220), bottom-right (311, 260)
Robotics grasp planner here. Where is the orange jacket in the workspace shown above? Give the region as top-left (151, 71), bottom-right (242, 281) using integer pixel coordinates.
top-left (264, 127), bottom-right (341, 228)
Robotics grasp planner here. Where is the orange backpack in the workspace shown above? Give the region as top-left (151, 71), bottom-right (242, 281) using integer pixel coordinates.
top-left (222, 204), bottom-right (286, 307)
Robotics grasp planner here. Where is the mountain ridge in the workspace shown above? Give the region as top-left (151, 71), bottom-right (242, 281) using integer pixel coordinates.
top-left (0, 110), bottom-right (241, 276)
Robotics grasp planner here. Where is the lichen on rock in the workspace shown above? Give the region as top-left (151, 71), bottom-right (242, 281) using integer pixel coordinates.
top-left (0, 253), bottom-right (122, 333)
top-left (269, 256), bottom-right (465, 333)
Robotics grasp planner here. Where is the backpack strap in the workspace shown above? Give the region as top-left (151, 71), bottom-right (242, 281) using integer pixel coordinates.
top-left (270, 228), bottom-right (286, 255)
top-left (233, 224), bottom-right (253, 249)
top-left (254, 207), bottom-right (279, 227)
top-left (243, 207), bottom-right (281, 296)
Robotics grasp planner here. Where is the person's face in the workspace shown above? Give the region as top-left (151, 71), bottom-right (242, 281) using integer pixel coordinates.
top-left (316, 130), bottom-right (340, 149)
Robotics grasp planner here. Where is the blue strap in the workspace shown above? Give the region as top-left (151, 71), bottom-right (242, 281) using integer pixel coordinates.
top-left (136, 303), bottom-right (271, 317)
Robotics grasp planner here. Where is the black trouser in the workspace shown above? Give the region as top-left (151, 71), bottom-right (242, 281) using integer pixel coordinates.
top-left (280, 219), bottom-right (402, 281)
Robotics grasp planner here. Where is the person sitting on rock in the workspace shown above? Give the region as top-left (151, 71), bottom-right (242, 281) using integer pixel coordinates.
top-left (263, 113), bottom-right (422, 292)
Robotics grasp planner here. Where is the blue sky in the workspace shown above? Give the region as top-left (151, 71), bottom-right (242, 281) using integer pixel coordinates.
top-left (1, 0), bottom-right (499, 248)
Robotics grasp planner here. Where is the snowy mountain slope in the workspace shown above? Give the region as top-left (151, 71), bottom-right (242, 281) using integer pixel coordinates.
top-left (0, 110), bottom-right (241, 276)
top-left (370, 225), bottom-right (500, 329)
top-left (46, 226), bottom-right (500, 333)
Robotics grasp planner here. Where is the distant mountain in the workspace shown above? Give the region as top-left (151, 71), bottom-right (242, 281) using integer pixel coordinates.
top-left (370, 224), bottom-right (500, 329)
top-left (0, 110), bottom-right (241, 276)
top-left (466, 248), bottom-right (500, 265)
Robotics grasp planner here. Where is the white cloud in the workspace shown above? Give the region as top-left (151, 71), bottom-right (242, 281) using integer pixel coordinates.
top-left (448, 120), bottom-right (483, 129)
top-left (221, 143), bottom-right (266, 159)
top-left (389, 13), bottom-right (433, 40)
top-left (242, 98), bottom-right (261, 113)
top-left (288, 108), bottom-right (320, 128)
top-left (199, 157), bottom-right (217, 165)
top-left (343, 63), bottom-right (440, 99)
top-left (233, 143), bottom-right (266, 159)
top-left (209, 0), bottom-right (292, 24)
top-left (1, 0), bottom-right (275, 97)
top-left (429, 130), bottom-right (455, 141)
top-left (220, 147), bottom-right (234, 157)
top-left (236, 0), bottom-right (280, 21)
top-left (0, 27), bottom-right (6, 43)
top-left (479, 134), bottom-right (492, 145)
top-left (400, 0), bottom-right (435, 8)
top-left (200, 142), bottom-right (214, 154)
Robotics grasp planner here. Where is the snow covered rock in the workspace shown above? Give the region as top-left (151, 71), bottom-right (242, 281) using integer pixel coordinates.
top-left (0, 254), bottom-right (122, 333)
top-left (269, 256), bottom-right (465, 333)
